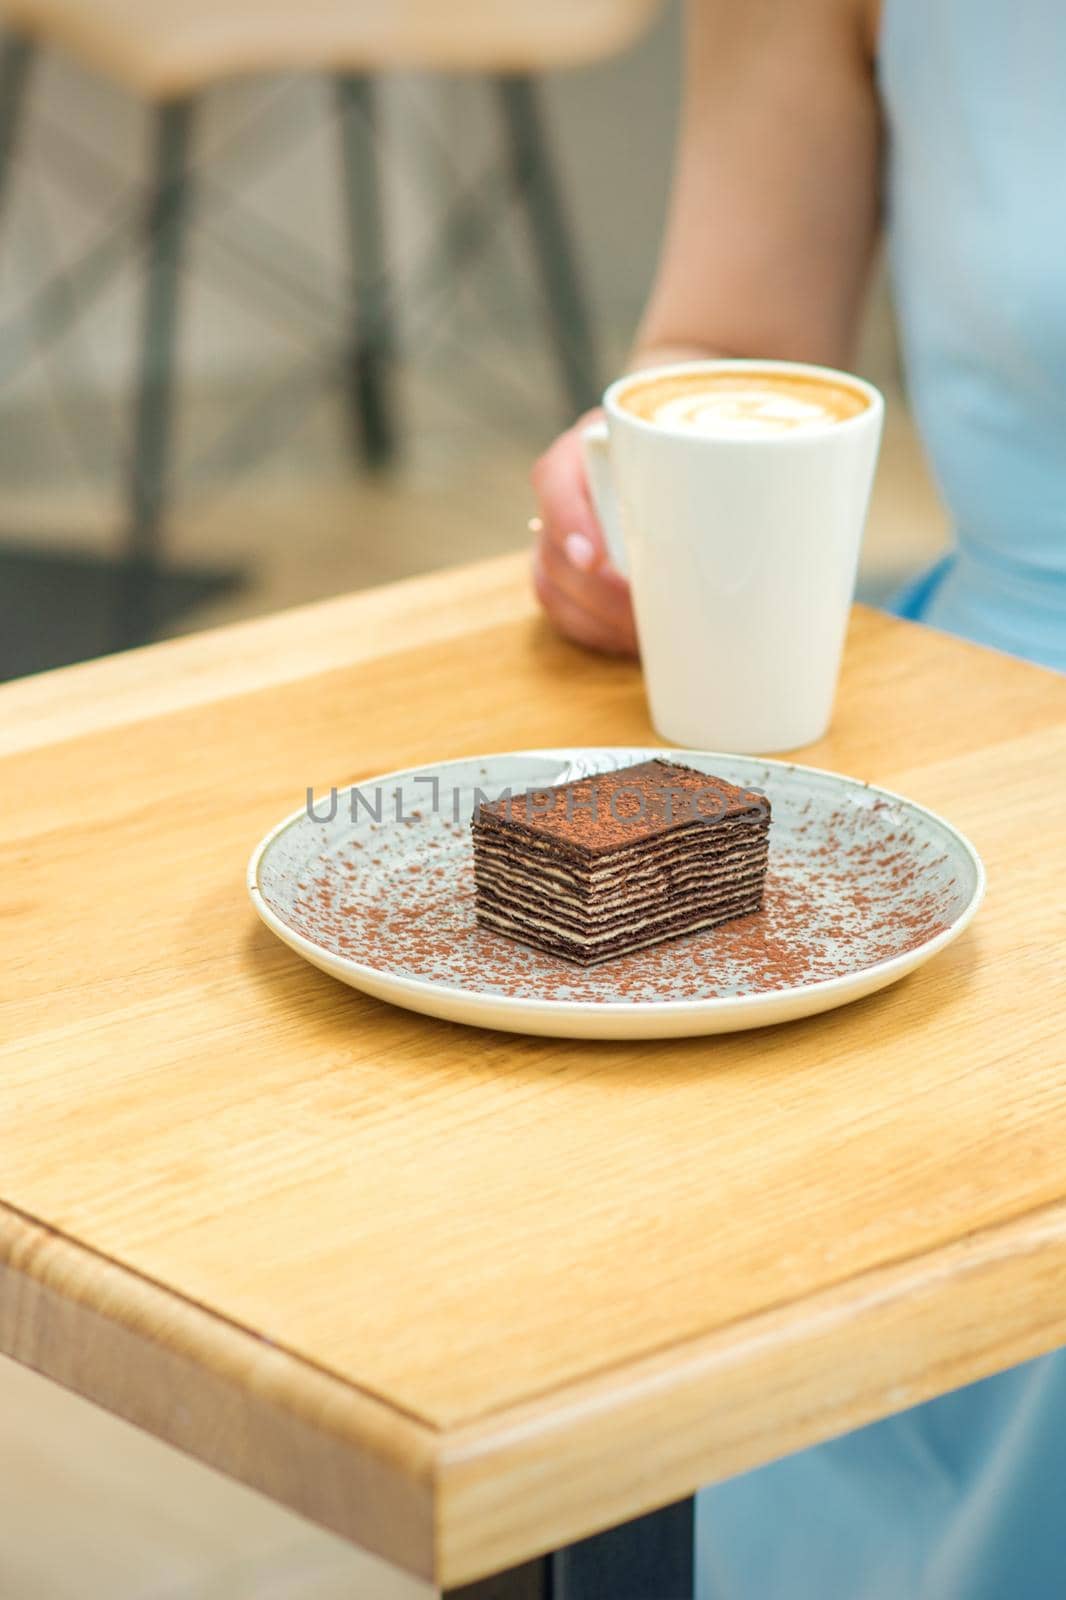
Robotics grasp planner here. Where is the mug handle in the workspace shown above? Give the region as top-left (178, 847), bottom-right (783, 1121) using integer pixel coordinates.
top-left (580, 418), bottom-right (628, 577)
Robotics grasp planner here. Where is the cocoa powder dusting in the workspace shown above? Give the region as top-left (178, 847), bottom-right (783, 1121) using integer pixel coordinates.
top-left (267, 794), bottom-right (964, 1007)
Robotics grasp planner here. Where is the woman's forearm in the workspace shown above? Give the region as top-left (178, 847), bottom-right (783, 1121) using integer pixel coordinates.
top-left (627, 0), bottom-right (881, 374)
top-left (625, 340), bottom-right (722, 373)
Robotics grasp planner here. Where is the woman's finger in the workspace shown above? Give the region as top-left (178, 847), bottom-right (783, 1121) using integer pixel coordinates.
top-left (532, 552), bottom-right (639, 657)
top-left (532, 558), bottom-right (625, 655)
top-left (531, 413), bottom-right (608, 563)
top-left (537, 528), bottom-right (635, 637)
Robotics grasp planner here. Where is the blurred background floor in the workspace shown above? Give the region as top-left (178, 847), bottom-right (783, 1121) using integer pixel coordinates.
top-left (0, 2), bottom-right (949, 1595)
top-left (0, 1357), bottom-right (423, 1600)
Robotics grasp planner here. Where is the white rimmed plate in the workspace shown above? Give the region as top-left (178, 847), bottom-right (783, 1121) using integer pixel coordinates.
top-left (248, 748), bottom-right (984, 1039)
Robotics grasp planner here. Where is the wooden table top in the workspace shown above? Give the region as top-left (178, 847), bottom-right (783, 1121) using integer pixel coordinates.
top-left (2, 553), bottom-right (1065, 1591)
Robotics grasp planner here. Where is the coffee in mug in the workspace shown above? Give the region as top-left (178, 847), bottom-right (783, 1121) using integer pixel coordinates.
top-left (581, 360), bottom-right (884, 754)
top-left (616, 367), bottom-right (871, 436)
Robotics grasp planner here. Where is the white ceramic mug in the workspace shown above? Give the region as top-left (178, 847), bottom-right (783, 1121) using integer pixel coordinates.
top-left (582, 359), bottom-right (884, 753)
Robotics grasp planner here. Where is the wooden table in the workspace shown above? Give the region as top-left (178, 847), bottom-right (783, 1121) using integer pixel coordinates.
top-left (2, 552), bottom-right (1065, 1597)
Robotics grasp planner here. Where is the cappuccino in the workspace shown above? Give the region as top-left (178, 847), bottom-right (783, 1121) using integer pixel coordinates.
top-left (618, 367), bottom-right (869, 439)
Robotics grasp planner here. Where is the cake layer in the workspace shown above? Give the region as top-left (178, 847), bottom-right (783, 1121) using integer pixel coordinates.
top-left (473, 804), bottom-right (769, 878)
top-left (473, 822), bottom-right (767, 894)
top-left (476, 757), bottom-right (767, 856)
top-left (475, 889), bottom-right (763, 966)
top-left (472, 822), bottom-right (768, 896)
top-left (471, 813), bottom-right (769, 893)
top-left (473, 849), bottom-right (769, 939)
top-left (472, 857), bottom-right (769, 932)
top-left (474, 870), bottom-right (767, 948)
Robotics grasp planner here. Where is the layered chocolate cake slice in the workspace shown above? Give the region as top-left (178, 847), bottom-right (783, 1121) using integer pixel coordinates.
top-left (471, 758), bottom-right (770, 965)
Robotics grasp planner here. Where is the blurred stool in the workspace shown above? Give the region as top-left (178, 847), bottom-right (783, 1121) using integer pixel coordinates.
top-left (0, 0), bottom-right (662, 651)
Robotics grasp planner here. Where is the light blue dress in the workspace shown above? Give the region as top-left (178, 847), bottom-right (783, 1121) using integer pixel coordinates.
top-left (697, 2), bottom-right (1066, 1594)
top-left (882, 0), bottom-right (1066, 670)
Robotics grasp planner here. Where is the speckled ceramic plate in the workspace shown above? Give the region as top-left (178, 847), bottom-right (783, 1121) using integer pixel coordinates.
top-left (248, 748), bottom-right (985, 1039)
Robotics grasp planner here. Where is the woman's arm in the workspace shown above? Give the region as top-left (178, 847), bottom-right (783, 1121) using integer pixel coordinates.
top-left (637, 0), bottom-right (882, 367)
top-left (532, 0), bottom-right (882, 655)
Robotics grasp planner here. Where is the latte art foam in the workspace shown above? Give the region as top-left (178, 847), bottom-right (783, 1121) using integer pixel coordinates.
top-left (619, 369), bottom-right (869, 438)
top-left (655, 389), bottom-right (841, 437)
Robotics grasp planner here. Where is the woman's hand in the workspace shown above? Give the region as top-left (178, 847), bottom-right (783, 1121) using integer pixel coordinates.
top-left (530, 411), bottom-right (639, 657)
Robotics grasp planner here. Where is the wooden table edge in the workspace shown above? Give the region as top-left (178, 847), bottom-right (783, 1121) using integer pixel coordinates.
top-left (9, 549), bottom-right (1058, 765)
top-left (0, 1200), bottom-right (439, 1582)
top-left (433, 1195), bottom-right (1066, 1585)
top-left (0, 552), bottom-right (535, 759)
top-left (4, 1192), bottom-right (1064, 1588)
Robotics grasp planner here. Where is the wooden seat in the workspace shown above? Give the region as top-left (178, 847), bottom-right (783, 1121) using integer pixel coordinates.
top-left (0, 0), bottom-right (664, 652)
top-left (0, 0), bottom-right (662, 97)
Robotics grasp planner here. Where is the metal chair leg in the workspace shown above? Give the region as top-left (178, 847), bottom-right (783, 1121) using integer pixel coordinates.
top-left (552, 1497), bottom-right (694, 1599)
top-left (445, 1498), bottom-right (695, 1600)
top-left (335, 74), bottom-right (396, 469)
top-left (118, 97), bottom-right (194, 650)
top-left (0, 33), bottom-right (36, 220)
top-left (495, 74), bottom-right (601, 421)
